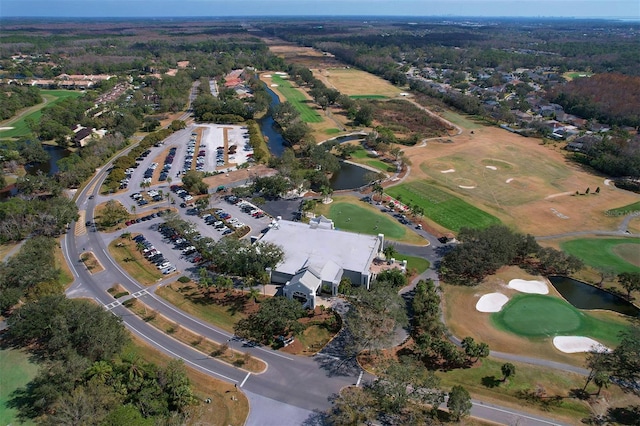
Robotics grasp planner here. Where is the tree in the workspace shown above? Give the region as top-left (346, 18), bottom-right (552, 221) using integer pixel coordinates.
top-left (344, 281), bottom-right (407, 356)
top-left (609, 326), bottom-right (640, 393)
top-left (233, 296), bottom-right (305, 344)
top-left (461, 337), bottom-right (490, 363)
top-left (371, 182), bottom-right (384, 201)
top-left (618, 272), bottom-right (640, 299)
top-left (354, 103), bottom-right (374, 126)
top-left (501, 363), bottom-right (516, 382)
top-left (447, 385), bottom-right (472, 421)
top-left (326, 386), bottom-right (377, 426)
top-left (382, 243), bottom-right (397, 260)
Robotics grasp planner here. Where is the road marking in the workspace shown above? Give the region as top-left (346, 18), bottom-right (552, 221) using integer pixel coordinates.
top-left (131, 290), bottom-right (148, 298)
top-left (105, 300), bottom-right (121, 310)
top-left (240, 372), bottom-right (251, 387)
top-left (126, 320), bottom-right (238, 383)
top-left (473, 401), bottom-right (563, 425)
top-left (314, 352), bottom-right (341, 361)
top-left (356, 370), bottom-right (364, 387)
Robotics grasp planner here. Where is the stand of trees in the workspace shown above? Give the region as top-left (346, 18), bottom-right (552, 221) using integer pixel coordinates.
top-left (0, 85), bottom-right (42, 120)
top-left (5, 295), bottom-right (196, 424)
top-left (569, 131), bottom-right (640, 180)
top-left (440, 225), bottom-right (583, 285)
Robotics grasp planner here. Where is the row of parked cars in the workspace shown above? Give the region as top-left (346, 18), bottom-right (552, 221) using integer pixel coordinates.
top-left (182, 135), bottom-right (201, 173)
top-left (160, 146), bottom-right (177, 181)
top-left (132, 233), bottom-right (176, 275)
top-left (124, 208), bottom-right (172, 226)
top-left (170, 184), bottom-right (193, 202)
top-left (225, 195), bottom-right (266, 218)
top-left (120, 149), bottom-right (151, 190)
top-left (157, 224), bottom-right (204, 265)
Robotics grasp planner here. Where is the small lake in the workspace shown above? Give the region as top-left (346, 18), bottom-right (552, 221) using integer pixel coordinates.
top-left (24, 145), bottom-right (70, 176)
top-left (548, 276), bottom-right (640, 317)
top-left (259, 85), bottom-right (370, 191)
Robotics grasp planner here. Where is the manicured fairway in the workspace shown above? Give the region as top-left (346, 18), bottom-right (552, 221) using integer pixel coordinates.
top-left (350, 148), bottom-right (395, 172)
top-left (329, 202), bottom-right (407, 239)
top-left (560, 238), bottom-right (640, 274)
top-left (0, 90), bottom-right (84, 138)
top-left (386, 181), bottom-right (500, 232)
top-left (492, 294), bottom-right (629, 345)
top-left (270, 75), bottom-right (322, 123)
top-left (605, 201), bottom-right (640, 216)
top-left (0, 348), bottom-right (38, 426)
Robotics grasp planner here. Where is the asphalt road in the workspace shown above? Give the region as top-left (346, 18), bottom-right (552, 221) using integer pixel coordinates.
top-left (62, 133), bottom-right (574, 426)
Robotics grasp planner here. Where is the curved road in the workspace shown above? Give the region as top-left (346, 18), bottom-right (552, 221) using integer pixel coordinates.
top-left (62, 129), bottom-right (572, 426)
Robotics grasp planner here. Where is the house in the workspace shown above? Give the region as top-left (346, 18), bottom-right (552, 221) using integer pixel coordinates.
top-left (259, 216), bottom-right (383, 308)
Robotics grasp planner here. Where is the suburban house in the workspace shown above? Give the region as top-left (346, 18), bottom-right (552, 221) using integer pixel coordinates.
top-left (259, 216), bottom-right (384, 308)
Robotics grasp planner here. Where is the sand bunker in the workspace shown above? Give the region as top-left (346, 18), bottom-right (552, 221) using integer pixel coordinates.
top-left (604, 179), bottom-right (612, 186)
top-left (508, 279), bottom-right (549, 294)
top-left (270, 84), bottom-right (279, 87)
top-left (263, 74), bottom-right (272, 78)
top-left (485, 165), bottom-right (497, 170)
top-left (0, 126), bottom-right (15, 130)
top-left (505, 178), bottom-right (514, 183)
top-left (553, 336), bottom-right (610, 353)
top-left (441, 169), bottom-right (455, 173)
top-left (476, 293), bottom-right (509, 312)
top-left (459, 185), bottom-right (476, 189)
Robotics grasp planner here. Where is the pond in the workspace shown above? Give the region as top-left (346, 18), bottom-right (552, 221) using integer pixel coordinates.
top-left (260, 84), bottom-right (371, 191)
top-left (548, 276), bottom-right (640, 317)
top-left (25, 144), bottom-right (71, 176)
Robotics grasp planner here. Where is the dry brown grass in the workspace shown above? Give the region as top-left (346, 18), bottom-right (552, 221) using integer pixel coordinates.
top-left (313, 67), bottom-right (403, 97)
top-left (441, 266), bottom-right (632, 367)
top-left (126, 298), bottom-right (266, 373)
top-left (80, 251), bottom-right (104, 274)
top-left (128, 335), bottom-right (249, 426)
top-left (400, 126), bottom-right (640, 236)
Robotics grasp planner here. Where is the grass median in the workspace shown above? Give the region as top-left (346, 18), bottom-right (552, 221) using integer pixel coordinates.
top-left (108, 235), bottom-right (164, 286)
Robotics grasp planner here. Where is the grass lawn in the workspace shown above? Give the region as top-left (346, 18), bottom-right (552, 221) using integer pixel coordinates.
top-left (349, 95), bottom-right (388, 99)
top-left (386, 181), bottom-right (501, 232)
top-left (156, 282), bottom-right (248, 333)
top-left (108, 236), bottom-right (164, 286)
top-left (440, 110), bottom-right (484, 130)
top-left (0, 348), bottom-right (38, 426)
top-left (560, 238), bottom-right (640, 274)
top-left (350, 148), bottom-right (395, 173)
top-left (324, 128), bottom-right (341, 135)
top-left (126, 337), bottom-right (249, 426)
top-left (605, 201), bottom-right (640, 216)
top-left (0, 90), bottom-right (85, 139)
top-left (399, 254), bottom-right (431, 275)
top-left (270, 75), bottom-right (323, 123)
top-left (437, 357), bottom-right (595, 423)
top-left (492, 294), bottom-right (629, 346)
top-left (315, 197), bottom-right (426, 244)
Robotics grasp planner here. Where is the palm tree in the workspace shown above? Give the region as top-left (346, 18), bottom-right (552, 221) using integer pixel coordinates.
top-left (131, 204), bottom-right (136, 216)
top-left (248, 286), bottom-right (260, 305)
top-left (501, 363), bottom-right (516, 382)
top-left (372, 183), bottom-right (384, 202)
top-left (383, 244), bottom-right (397, 260)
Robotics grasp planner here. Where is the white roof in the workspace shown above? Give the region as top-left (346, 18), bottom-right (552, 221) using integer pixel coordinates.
top-left (288, 266), bottom-right (322, 293)
top-left (261, 219), bottom-right (380, 277)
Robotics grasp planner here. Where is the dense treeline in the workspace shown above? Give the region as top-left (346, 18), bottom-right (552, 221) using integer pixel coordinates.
top-left (0, 194), bottom-right (77, 242)
top-left (440, 225), bottom-right (583, 285)
top-left (0, 84), bottom-right (42, 120)
top-left (550, 74), bottom-right (640, 128)
top-left (5, 295), bottom-right (196, 424)
top-left (570, 132), bottom-right (640, 179)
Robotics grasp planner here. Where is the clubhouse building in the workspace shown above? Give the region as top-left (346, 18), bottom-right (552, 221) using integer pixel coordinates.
top-left (259, 216), bottom-right (384, 308)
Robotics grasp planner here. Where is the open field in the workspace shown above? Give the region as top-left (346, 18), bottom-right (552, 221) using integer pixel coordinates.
top-left (442, 266), bottom-right (632, 367)
top-left (492, 293), bottom-right (629, 343)
top-left (440, 110), bottom-right (484, 130)
top-left (0, 90), bottom-right (84, 139)
top-left (385, 181), bottom-right (501, 232)
top-left (127, 336), bottom-right (249, 426)
top-left (269, 75), bottom-right (323, 123)
top-left (398, 125), bottom-right (640, 236)
top-left (0, 348), bottom-right (38, 426)
top-left (560, 238), bottom-right (640, 273)
top-left (313, 196), bottom-right (426, 245)
top-left (313, 67), bottom-right (403, 97)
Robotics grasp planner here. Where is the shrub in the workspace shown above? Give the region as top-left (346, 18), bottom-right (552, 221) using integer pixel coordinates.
top-left (178, 276), bottom-right (191, 283)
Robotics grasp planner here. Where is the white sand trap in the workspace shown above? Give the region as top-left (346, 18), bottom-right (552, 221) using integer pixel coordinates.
top-left (508, 279), bottom-right (549, 294)
top-left (0, 126), bottom-right (15, 130)
top-left (263, 74), bottom-right (272, 78)
top-left (476, 293), bottom-right (509, 312)
top-left (459, 185), bottom-right (476, 189)
top-left (604, 179), bottom-right (612, 186)
top-left (505, 178), bottom-right (514, 183)
top-left (485, 165), bottom-right (497, 170)
top-left (440, 169), bottom-right (455, 173)
top-left (275, 71), bottom-right (287, 75)
top-left (270, 84), bottom-right (279, 87)
top-left (553, 336), bottom-right (610, 353)
top-left (544, 191), bottom-right (573, 200)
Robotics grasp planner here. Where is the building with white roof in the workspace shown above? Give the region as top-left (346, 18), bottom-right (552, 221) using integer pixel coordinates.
top-left (260, 216), bottom-right (383, 308)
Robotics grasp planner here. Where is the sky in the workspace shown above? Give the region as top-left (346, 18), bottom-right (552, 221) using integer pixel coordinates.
top-left (1, 0), bottom-right (639, 19)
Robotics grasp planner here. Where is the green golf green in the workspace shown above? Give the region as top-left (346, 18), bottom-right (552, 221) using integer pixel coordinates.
top-left (491, 294), bottom-right (629, 345)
